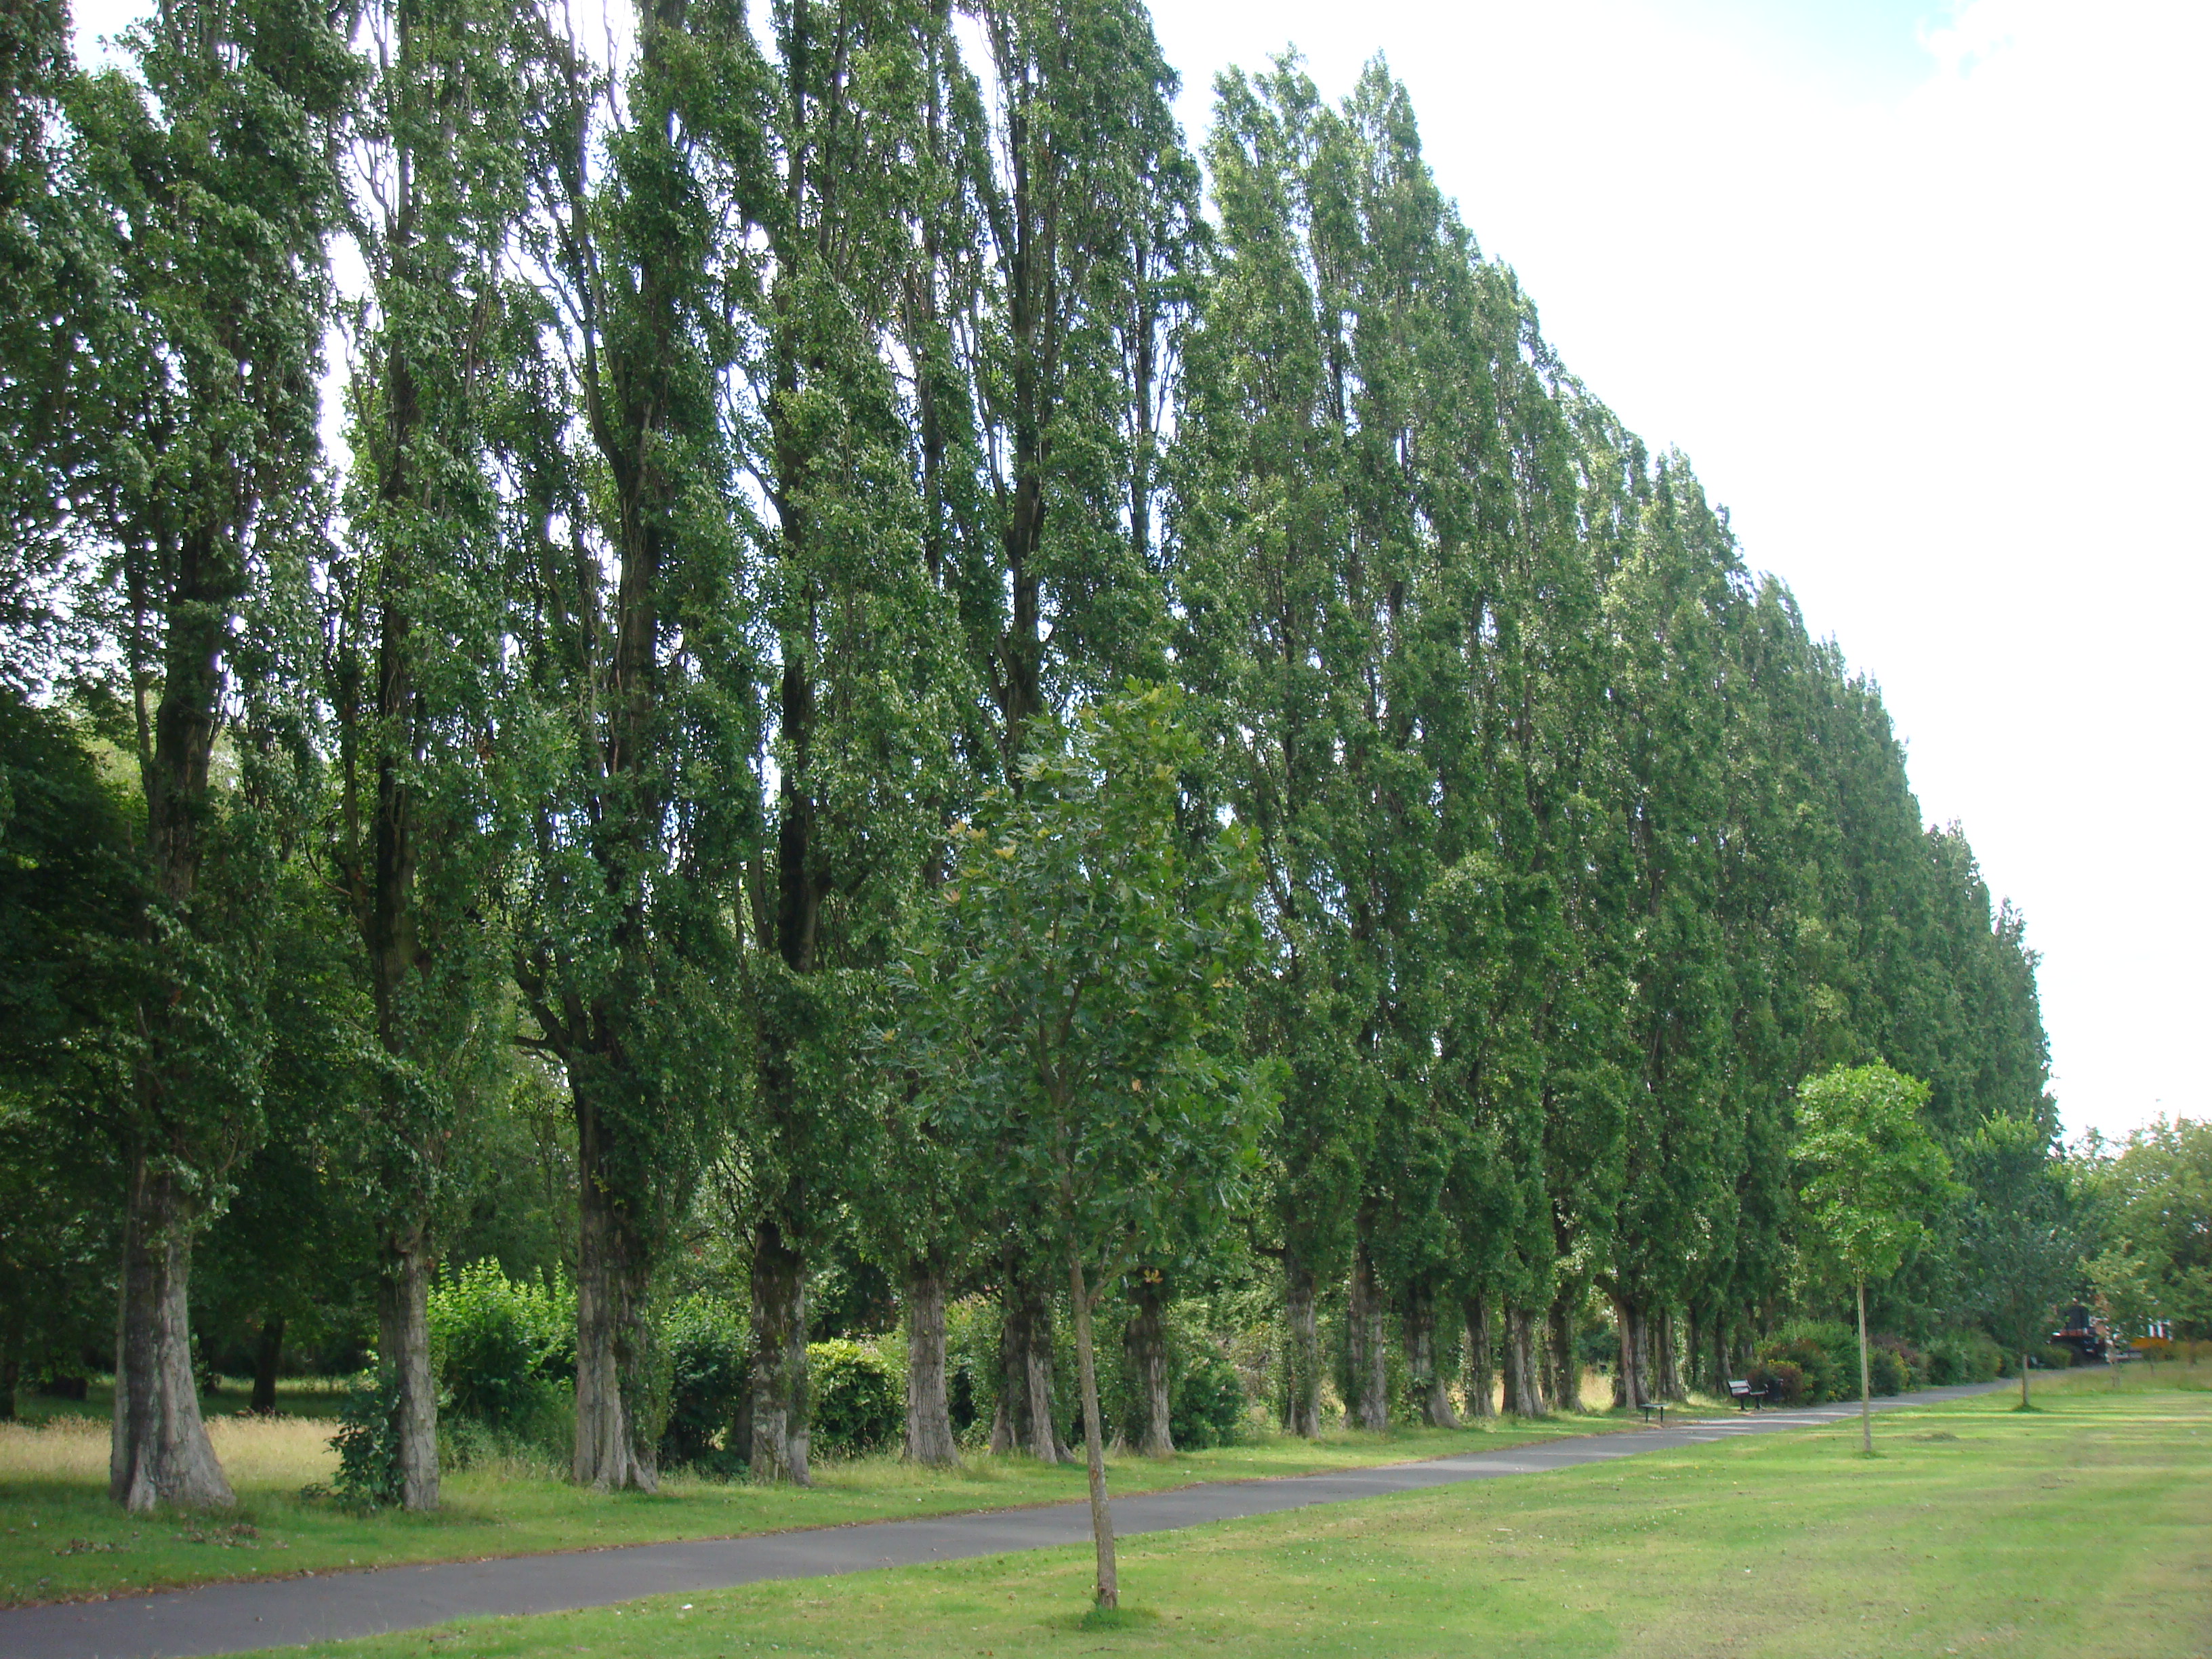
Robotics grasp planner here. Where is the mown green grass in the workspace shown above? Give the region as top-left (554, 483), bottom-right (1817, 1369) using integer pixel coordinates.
top-left (0, 1393), bottom-right (1651, 1607)
top-left (241, 1368), bottom-right (2212, 1659)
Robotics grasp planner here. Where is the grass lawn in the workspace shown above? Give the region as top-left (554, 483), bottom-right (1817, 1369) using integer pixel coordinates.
top-left (0, 1378), bottom-right (1645, 1607)
top-left (240, 1366), bottom-right (2212, 1659)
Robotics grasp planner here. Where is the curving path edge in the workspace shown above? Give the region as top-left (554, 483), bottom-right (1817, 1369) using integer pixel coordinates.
top-left (0, 1382), bottom-right (2008, 1659)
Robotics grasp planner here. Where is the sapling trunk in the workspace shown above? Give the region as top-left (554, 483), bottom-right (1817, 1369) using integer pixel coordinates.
top-left (1069, 1250), bottom-right (1118, 1610)
top-left (1857, 1279), bottom-right (1872, 1454)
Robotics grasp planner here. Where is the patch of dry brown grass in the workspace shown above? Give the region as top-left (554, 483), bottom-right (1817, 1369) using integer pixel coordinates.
top-left (0, 1411), bottom-right (339, 1490)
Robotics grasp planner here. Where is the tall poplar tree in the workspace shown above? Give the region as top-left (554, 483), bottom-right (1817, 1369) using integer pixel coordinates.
top-left (328, 0), bottom-right (533, 1508)
top-left (73, 0), bottom-right (352, 1511)
top-left (508, 0), bottom-right (747, 1492)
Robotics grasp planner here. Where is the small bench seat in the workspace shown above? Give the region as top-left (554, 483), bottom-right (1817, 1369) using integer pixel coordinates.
top-left (1727, 1378), bottom-right (1767, 1410)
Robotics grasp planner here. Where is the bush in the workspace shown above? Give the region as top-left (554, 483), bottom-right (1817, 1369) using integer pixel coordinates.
top-left (809, 1338), bottom-right (900, 1458)
top-left (1757, 1321), bottom-right (1857, 1405)
top-left (428, 1261), bottom-right (575, 1462)
top-left (1925, 1331), bottom-right (2004, 1385)
top-left (1748, 1359), bottom-right (1807, 1405)
top-left (1870, 1334), bottom-right (1925, 1391)
top-left (1170, 1350), bottom-right (1246, 1450)
top-left (329, 1370), bottom-right (405, 1507)
top-left (659, 1296), bottom-right (747, 1472)
top-left (1866, 1345), bottom-right (1908, 1396)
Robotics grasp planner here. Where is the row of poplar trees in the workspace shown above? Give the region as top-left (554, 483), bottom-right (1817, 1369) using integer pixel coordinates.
top-left (0, 0), bottom-right (2050, 1514)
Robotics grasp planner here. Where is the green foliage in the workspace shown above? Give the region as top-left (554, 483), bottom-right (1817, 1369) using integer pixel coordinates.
top-left (1756, 1326), bottom-right (1851, 1405)
top-left (658, 1298), bottom-right (748, 1472)
top-left (1794, 1064), bottom-right (1957, 1290)
top-left (329, 1371), bottom-right (406, 1509)
top-left (1748, 1359), bottom-right (1808, 1406)
top-left (426, 1261), bottom-right (574, 1441)
top-left (1169, 1351), bottom-right (1247, 1450)
top-left (1925, 1331), bottom-right (2005, 1385)
top-left (1866, 1345), bottom-right (1908, 1397)
top-left (907, 687), bottom-right (1271, 1282)
top-left (2083, 1118), bottom-right (2212, 1340)
top-left (806, 1340), bottom-right (901, 1461)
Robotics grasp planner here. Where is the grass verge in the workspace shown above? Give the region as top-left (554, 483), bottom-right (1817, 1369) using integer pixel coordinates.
top-left (238, 1368), bottom-right (2212, 1659)
top-left (1, 1397), bottom-right (1650, 1607)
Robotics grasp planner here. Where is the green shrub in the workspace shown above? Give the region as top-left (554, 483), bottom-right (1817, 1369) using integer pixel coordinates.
top-left (809, 1338), bottom-right (900, 1458)
top-left (1870, 1334), bottom-right (1925, 1391)
top-left (428, 1260), bottom-right (575, 1460)
top-left (1170, 1349), bottom-right (1246, 1450)
top-left (1925, 1330), bottom-right (2004, 1385)
top-left (328, 1370), bottom-right (405, 1508)
top-left (1759, 1321), bottom-right (1856, 1404)
top-left (1748, 1359), bottom-right (1807, 1405)
top-left (1866, 1345), bottom-right (1908, 1396)
top-left (658, 1296), bottom-right (747, 1471)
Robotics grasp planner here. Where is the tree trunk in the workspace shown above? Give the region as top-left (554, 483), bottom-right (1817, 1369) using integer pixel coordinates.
top-left (249, 1315), bottom-right (284, 1417)
top-left (1656, 1307), bottom-right (1683, 1400)
top-left (573, 1088), bottom-right (657, 1493)
top-left (377, 1234), bottom-right (438, 1510)
top-left (0, 1352), bottom-right (15, 1423)
top-left (1404, 1287), bottom-right (1456, 1428)
top-left (1069, 1251), bottom-right (1118, 1610)
top-left (750, 1218), bottom-right (811, 1486)
top-left (992, 1261), bottom-right (1063, 1462)
top-left (2020, 1344), bottom-right (2030, 1409)
top-left (1282, 1251), bottom-right (1322, 1437)
top-left (1460, 1292), bottom-right (1495, 1419)
top-left (903, 1261), bottom-right (958, 1466)
top-left (1610, 1294), bottom-right (1650, 1410)
top-left (1502, 1305), bottom-right (1546, 1417)
top-left (111, 1155), bottom-right (231, 1513)
top-left (1857, 1279), bottom-right (1872, 1454)
top-left (1548, 1296), bottom-right (1580, 1413)
top-left (1347, 1239), bottom-right (1388, 1431)
top-left (1124, 1272), bottom-right (1174, 1457)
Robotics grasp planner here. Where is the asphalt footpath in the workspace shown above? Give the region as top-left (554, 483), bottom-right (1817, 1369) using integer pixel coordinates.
top-left (0, 1381), bottom-right (2007, 1659)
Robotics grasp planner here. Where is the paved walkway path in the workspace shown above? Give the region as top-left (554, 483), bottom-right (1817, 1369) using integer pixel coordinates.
top-left (1, 1382), bottom-right (2006, 1658)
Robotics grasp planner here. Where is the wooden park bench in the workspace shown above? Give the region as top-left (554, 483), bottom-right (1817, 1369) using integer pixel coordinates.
top-left (1727, 1378), bottom-right (1768, 1410)
top-left (1637, 1399), bottom-right (1670, 1425)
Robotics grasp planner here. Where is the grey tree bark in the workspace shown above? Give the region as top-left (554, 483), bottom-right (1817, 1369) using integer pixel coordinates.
top-left (1655, 1307), bottom-right (1684, 1400)
top-left (1610, 1294), bottom-right (1651, 1410)
top-left (1460, 1292), bottom-right (1496, 1418)
top-left (112, 1161), bottom-right (231, 1513)
top-left (1347, 1240), bottom-right (1389, 1431)
top-left (1500, 1304), bottom-right (1547, 1418)
top-left (377, 1234), bottom-right (438, 1510)
top-left (1282, 1252), bottom-right (1323, 1437)
top-left (750, 1220), bottom-right (811, 1486)
top-left (573, 1092), bottom-right (657, 1493)
top-left (1124, 1271), bottom-right (1174, 1456)
top-left (1547, 1297), bottom-right (1582, 1412)
top-left (991, 1265), bottom-right (1065, 1462)
top-left (249, 1315), bottom-right (284, 1417)
top-left (903, 1262), bottom-right (959, 1467)
top-left (1404, 1286), bottom-right (1457, 1427)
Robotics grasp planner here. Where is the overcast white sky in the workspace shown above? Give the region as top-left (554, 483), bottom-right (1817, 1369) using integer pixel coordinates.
top-left (72, 0), bottom-right (2208, 1144)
